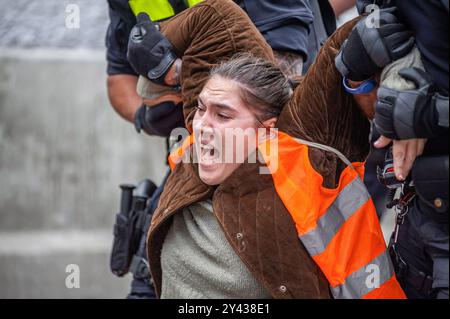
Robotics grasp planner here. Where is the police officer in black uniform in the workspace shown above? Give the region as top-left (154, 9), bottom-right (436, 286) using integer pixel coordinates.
top-left (336, 0), bottom-right (449, 299)
top-left (106, 0), bottom-right (337, 299)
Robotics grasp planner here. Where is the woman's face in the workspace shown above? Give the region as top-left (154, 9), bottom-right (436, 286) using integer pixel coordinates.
top-left (193, 75), bottom-right (271, 186)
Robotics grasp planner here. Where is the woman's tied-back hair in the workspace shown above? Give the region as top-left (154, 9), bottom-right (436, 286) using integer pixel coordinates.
top-left (210, 54), bottom-right (293, 122)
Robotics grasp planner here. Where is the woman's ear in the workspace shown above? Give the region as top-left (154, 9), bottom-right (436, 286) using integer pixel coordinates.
top-left (262, 117), bottom-right (277, 129)
top-left (258, 117), bottom-right (278, 142)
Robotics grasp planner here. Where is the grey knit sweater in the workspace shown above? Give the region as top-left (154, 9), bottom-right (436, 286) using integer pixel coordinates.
top-left (160, 200), bottom-right (272, 299)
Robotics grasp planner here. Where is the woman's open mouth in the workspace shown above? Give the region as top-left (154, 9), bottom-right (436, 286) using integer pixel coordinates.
top-left (199, 143), bottom-right (221, 167)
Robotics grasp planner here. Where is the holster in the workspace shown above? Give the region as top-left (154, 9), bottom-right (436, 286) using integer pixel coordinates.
top-left (110, 180), bottom-right (157, 277)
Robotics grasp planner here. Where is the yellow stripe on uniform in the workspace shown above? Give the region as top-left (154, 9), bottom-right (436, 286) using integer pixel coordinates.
top-left (129, 0), bottom-right (204, 22)
top-left (186, 0), bottom-right (203, 6)
top-left (129, 0), bottom-right (175, 21)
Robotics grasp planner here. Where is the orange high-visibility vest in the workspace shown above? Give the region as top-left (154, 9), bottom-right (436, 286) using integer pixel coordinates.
top-left (168, 132), bottom-right (406, 299)
top-left (168, 134), bottom-right (195, 170)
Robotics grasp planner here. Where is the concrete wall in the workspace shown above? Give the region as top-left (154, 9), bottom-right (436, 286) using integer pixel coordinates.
top-left (0, 48), bottom-right (168, 298)
top-left (0, 0), bottom-right (109, 49)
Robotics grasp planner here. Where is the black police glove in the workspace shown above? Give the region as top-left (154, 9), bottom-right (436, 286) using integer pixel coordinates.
top-left (134, 102), bottom-right (185, 137)
top-left (375, 68), bottom-right (449, 140)
top-left (335, 8), bottom-right (415, 81)
top-left (356, 0), bottom-right (384, 15)
top-left (127, 13), bottom-right (178, 85)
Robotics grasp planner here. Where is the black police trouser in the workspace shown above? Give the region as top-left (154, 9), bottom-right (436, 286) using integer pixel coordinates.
top-left (127, 173), bottom-right (169, 299)
top-left (390, 198), bottom-right (449, 299)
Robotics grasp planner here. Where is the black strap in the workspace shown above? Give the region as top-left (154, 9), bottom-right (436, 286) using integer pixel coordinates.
top-left (318, 0), bottom-right (336, 37)
top-left (310, 0), bottom-right (329, 50)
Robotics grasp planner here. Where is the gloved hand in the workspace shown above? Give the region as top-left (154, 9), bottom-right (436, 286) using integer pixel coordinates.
top-left (335, 8), bottom-right (415, 81)
top-left (135, 102), bottom-right (185, 137)
top-left (356, 0), bottom-right (384, 15)
top-left (375, 67), bottom-right (449, 140)
top-left (127, 13), bottom-right (178, 85)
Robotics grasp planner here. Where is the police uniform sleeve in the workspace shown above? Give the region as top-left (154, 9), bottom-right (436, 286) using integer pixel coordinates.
top-left (106, 0), bottom-right (138, 76)
top-left (235, 0), bottom-right (314, 60)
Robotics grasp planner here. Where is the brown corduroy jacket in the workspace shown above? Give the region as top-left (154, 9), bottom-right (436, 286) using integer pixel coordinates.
top-left (148, 0), bottom-right (370, 299)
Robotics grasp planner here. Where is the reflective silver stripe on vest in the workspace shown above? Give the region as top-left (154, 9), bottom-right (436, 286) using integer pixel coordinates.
top-left (331, 250), bottom-right (395, 299)
top-left (299, 177), bottom-right (370, 257)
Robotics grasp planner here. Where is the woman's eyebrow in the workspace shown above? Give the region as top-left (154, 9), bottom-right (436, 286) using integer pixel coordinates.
top-left (198, 96), bottom-right (206, 105)
top-left (198, 96), bottom-right (235, 112)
